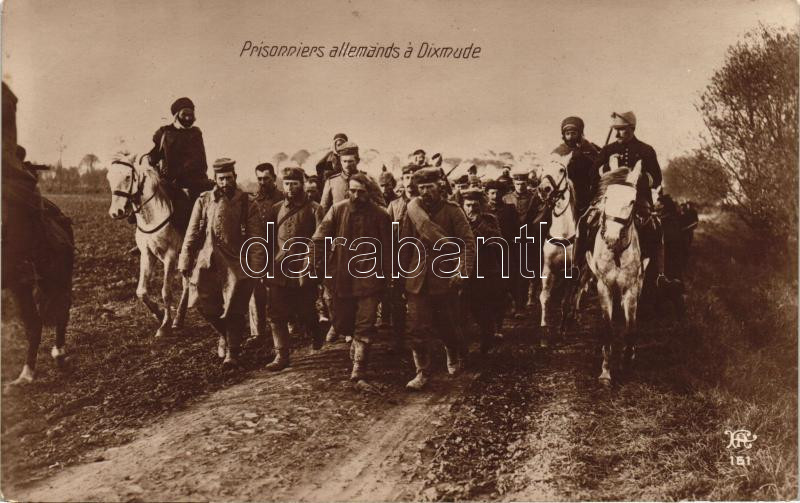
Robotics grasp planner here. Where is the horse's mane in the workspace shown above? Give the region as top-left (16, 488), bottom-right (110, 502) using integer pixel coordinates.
top-left (590, 167), bottom-right (650, 209)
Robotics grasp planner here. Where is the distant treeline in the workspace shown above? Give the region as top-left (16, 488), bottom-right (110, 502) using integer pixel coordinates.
top-left (38, 165), bottom-right (109, 194)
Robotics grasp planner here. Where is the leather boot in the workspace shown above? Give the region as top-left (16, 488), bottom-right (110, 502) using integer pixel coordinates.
top-left (350, 339), bottom-right (369, 381)
top-left (406, 347), bottom-right (430, 391)
top-left (445, 345), bottom-right (462, 375)
top-left (266, 323), bottom-right (290, 371)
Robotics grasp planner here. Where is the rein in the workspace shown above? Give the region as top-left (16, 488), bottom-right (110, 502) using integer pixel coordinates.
top-left (544, 170), bottom-right (576, 247)
top-left (111, 160), bottom-right (173, 233)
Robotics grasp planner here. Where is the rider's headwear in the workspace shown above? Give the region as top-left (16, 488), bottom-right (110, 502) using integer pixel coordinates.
top-left (611, 111), bottom-right (637, 129)
top-left (171, 97), bottom-right (195, 116)
top-left (561, 116), bottom-right (584, 133)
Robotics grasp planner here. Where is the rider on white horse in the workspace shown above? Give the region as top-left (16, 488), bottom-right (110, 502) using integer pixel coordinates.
top-left (587, 111), bottom-right (683, 292)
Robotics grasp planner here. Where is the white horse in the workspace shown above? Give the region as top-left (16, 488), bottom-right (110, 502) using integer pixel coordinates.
top-left (106, 153), bottom-right (189, 338)
top-left (585, 160), bottom-right (650, 384)
top-left (537, 157), bottom-right (579, 348)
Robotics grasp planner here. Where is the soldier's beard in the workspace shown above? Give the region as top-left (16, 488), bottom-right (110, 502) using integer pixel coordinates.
top-left (177, 116), bottom-right (195, 128)
top-left (563, 135), bottom-right (580, 148)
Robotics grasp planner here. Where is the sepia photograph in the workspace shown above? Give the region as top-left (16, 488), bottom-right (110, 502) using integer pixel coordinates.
top-left (1, 0), bottom-right (798, 501)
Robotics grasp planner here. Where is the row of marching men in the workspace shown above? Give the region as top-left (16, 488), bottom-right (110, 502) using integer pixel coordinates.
top-left (177, 140), bottom-right (540, 391)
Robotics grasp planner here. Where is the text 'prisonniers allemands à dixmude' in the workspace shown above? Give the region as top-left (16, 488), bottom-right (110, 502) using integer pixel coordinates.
top-left (239, 41), bottom-right (482, 59)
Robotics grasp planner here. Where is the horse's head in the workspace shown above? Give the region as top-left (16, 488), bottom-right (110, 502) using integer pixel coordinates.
top-left (106, 152), bottom-right (143, 219)
top-left (599, 160), bottom-right (645, 250)
top-left (540, 156), bottom-right (574, 217)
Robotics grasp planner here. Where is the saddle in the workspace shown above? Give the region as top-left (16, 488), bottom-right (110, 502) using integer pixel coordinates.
top-left (159, 180), bottom-right (195, 234)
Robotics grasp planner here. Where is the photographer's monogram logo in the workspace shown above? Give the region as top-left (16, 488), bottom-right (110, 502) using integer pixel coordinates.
top-left (725, 429), bottom-right (757, 449)
top-left (726, 429), bottom-right (757, 467)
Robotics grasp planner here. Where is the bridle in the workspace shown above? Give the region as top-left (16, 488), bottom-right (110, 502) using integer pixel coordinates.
top-left (110, 158), bottom-right (173, 234)
top-left (542, 170), bottom-right (572, 218)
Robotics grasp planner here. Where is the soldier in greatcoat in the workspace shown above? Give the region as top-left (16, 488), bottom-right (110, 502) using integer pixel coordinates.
top-left (179, 158), bottom-right (257, 369)
top-left (504, 173), bottom-right (543, 308)
top-left (399, 168), bottom-right (475, 391)
top-left (312, 173), bottom-right (393, 381)
top-left (247, 162), bottom-right (285, 351)
top-left (319, 141), bottom-right (385, 343)
top-left (249, 165), bottom-right (325, 371)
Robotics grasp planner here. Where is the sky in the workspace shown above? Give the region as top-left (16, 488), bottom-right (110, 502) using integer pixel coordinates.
top-left (2, 0), bottom-right (798, 180)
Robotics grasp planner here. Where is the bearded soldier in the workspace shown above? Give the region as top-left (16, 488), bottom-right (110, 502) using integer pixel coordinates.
top-left (399, 168), bottom-right (475, 390)
top-left (249, 165), bottom-right (325, 371)
top-left (591, 111), bottom-right (681, 290)
top-left (147, 97), bottom-right (214, 203)
top-left (247, 162), bottom-right (285, 351)
top-left (319, 141), bottom-right (385, 343)
top-left (179, 158), bottom-right (256, 369)
top-left (378, 168), bottom-right (399, 204)
top-left (312, 173), bottom-right (392, 382)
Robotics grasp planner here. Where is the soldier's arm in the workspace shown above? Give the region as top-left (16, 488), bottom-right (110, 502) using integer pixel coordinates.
top-left (320, 178), bottom-right (334, 213)
top-left (593, 145), bottom-right (611, 174)
top-left (311, 205), bottom-right (336, 275)
top-left (452, 207), bottom-right (477, 278)
top-left (642, 145), bottom-right (662, 189)
top-left (178, 196), bottom-right (206, 273)
top-left (245, 198), bottom-right (269, 274)
top-left (147, 127), bottom-right (164, 168)
top-left (195, 128), bottom-right (209, 174)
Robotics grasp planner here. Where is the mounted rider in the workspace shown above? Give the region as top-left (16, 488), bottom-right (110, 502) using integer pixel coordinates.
top-left (147, 97), bottom-right (214, 205)
top-left (590, 111), bottom-right (682, 291)
top-left (552, 116), bottom-right (601, 218)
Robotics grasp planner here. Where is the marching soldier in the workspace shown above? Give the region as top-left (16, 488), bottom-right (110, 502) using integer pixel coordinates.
top-left (399, 168), bottom-right (475, 390)
top-left (247, 163), bottom-right (285, 351)
top-left (503, 173), bottom-right (542, 309)
top-left (320, 141), bottom-right (386, 212)
top-left (378, 167), bottom-right (399, 204)
top-left (315, 132), bottom-right (348, 182)
top-left (312, 173), bottom-right (393, 382)
top-left (411, 149), bottom-right (429, 169)
top-left (485, 179), bottom-right (519, 321)
top-left (319, 141), bottom-right (385, 343)
top-left (147, 97), bottom-right (214, 202)
top-left (179, 158), bottom-right (257, 369)
top-left (592, 111), bottom-right (681, 290)
top-left (250, 165), bottom-right (325, 371)
top-left (305, 174), bottom-right (322, 203)
top-left (460, 188), bottom-right (506, 354)
top-left (384, 164), bottom-right (420, 345)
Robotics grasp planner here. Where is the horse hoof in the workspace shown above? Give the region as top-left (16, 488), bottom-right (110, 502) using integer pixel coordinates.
top-left (51, 347), bottom-right (67, 368)
top-left (10, 365), bottom-right (35, 387)
top-left (217, 337), bottom-right (227, 359)
top-left (598, 376), bottom-right (611, 386)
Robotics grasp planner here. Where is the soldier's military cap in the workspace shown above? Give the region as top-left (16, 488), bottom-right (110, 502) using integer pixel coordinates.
top-left (411, 167), bottom-right (441, 185)
top-left (454, 174), bottom-right (469, 185)
top-left (468, 174), bottom-right (482, 186)
top-left (338, 141), bottom-right (359, 156)
top-left (412, 149), bottom-right (426, 156)
top-left (282, 165), bottom-right (305, 182)
top-left (402, 164), bottom-right (420, 175)
top-left (379, 170), bottom-right (397, 186)
top-left (561, 116), bottom-right (584, 133)
top-left (171, 97), bottom-right (195, 115)
top-left (611, 111), bottom-right (636, 129)
top-left (212, 157), bottom-right (236, 173)
top-left (512, 173), bottom-right (528, 181)
top-left (461, 188), bottom-right (485, 201)
top-left (306, 174), bottom-right (320, 184)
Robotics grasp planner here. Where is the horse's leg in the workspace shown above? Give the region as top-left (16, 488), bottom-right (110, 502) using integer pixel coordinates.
top-left (155, 252), bottom-right (177, 338)
top-left (539, 269), bottom-right (555, 348)
top-left (9, 285), bottom-right (42, 385)
top-left (622, 288), bottom-right (640, 367)
top-left (595, 280), bottom-right (614, 384)
top-left (137, 246), bottom-right (164, 322)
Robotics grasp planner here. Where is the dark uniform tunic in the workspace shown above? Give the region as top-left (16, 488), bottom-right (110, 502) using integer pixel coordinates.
top-left (552, 138), bottom-right (600, 216)
top-left (247, 186), bottom-right (285, 337)
top-left (148, 124), bottom-right (212, 199)
top-left (594, 136), bottom-right (662, 198)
